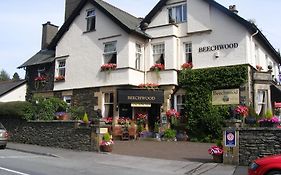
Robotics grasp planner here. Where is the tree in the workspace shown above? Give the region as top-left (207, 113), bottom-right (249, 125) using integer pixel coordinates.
top-left (0, 69), bottom-right (10, 81)
top-left (12, 72), bottom-right (20, 81)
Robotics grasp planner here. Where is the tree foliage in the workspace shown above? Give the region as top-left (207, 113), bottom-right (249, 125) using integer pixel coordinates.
top-left (12, 72), bottom-right (20, 81)
top-left (179, 65), bottom-right (248, 142)
top-left (0, 69), bottom-right (10, 81)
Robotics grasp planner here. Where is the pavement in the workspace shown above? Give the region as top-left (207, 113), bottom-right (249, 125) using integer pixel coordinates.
top-left (6, 142), bottom-right (248, 175)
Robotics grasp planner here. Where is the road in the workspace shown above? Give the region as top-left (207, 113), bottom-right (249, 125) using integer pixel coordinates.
top-left (0, 146), bottom-right (241, 175)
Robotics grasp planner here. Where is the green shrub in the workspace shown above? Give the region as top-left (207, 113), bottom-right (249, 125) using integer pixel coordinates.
top-left (24, 96), bottom-right (68, 120)
top-left (69, 106), bottom-right (85, 120)
top-left (0, 101), bottom-right (32, 119)
top-left (163, 128), bottom-right (176, 139)
top-left (179, 65), bottom-right (248, 141)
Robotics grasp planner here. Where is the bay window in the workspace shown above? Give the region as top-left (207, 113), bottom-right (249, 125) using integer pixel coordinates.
top-left (153, 43), bottom-right (165, 65)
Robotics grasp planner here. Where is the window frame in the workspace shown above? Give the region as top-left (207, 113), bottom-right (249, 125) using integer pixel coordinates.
top-left (185, 42), bottom-right (192, 63)
top-left (135, 43), bottom-right (142, 70)
top-left (103, 92), bottom-right (114, 118)
top-left (168, 4), bottom-right (187, 23)
top-left (57, 59), bottom-right (66, 77)
top-left (174, 94), bottom-right (186, 115)
top-left (152, 43), bottom-right (165, 65)
top-left (86, 9), bottom-right (96, 32)
top-left (103, 41), bottom-right (117, 64)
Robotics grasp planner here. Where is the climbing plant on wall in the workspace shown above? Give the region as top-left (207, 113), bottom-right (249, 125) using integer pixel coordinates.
top-left (179, 64), bottom-right (248, 142)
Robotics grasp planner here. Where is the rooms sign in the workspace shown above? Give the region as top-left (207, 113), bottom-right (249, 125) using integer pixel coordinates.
top-left (212, 89), bottom-right (239, 105)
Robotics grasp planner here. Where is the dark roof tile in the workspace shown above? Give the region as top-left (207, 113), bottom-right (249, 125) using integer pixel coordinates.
top-left (0, 80), bottom-right (26, 97)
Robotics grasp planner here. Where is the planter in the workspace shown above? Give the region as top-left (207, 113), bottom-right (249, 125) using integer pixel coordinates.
top-left (100, 145), bottom-right (113, 152)
top-left (245, 116), bottom-right (257, 125)
top-left (212, 154), bottom-right (223, 163)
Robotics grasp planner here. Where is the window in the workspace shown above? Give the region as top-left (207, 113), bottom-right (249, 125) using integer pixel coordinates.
top-left (257, 90), bottom-right (267, 116)
top-left (135, 43), bottom-right (142, 70)
top-left (168, 4), bottom-right (187, 23)
top-left (175, 95), bottom-right (186, 115)
top-left (153, 44), bottom-right (165, 65)
top-left (37, 68), bottom-right (45, 77)
top-left (86, 9), bottom-right (96, 31)
top-left (104, 92), bottom-right (114, 118)
top-left (57, 59), bottom-right (66, 77)
top-left (63, 96), bottom-right (72, 106)
top-left (104, 41), bottom-right (117, 64)
top-left (185, 42), bottom-right (192, 63)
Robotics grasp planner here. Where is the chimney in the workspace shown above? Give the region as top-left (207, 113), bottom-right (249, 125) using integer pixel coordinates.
top-left (41, 21), bottom-right (58, 50)
top-left (229, 5), bottom-right (238, 14)
top-left (65, 0), bottom-right (82, 21)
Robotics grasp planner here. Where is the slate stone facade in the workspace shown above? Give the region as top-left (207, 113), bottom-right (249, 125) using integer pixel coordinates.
top-left (1, 119), bottom-right (98, 151)
top-left (239, 128), bottom-right (281, 165)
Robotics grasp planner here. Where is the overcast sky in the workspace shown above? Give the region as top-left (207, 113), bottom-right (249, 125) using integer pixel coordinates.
top-left (0, 0), bottom-right (280, 79)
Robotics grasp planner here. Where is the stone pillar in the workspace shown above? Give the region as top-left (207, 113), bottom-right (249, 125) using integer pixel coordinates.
top-left (223, 128), bottom-right (239, 165)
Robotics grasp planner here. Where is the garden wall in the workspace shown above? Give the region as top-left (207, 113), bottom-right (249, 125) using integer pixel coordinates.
top-left (239, 127), bottom-right (281, 165)
top-left (0, 118), bottom-right (98, 151)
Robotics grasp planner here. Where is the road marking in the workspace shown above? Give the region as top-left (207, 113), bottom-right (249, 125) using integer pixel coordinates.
top-left (0, 155), bottom-right (41, 159)
top-left (0, 167), bottom-right (30, 175)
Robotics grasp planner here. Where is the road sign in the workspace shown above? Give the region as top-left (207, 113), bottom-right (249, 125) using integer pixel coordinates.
top-left (225, 130), bottom-right (236, 147)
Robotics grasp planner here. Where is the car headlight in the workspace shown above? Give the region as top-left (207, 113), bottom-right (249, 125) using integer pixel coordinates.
top-left (249, 162), bottom-right (259, 171)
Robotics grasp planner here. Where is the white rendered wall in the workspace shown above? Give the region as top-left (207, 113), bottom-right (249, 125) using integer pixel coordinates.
top-left (0, 84), bottom-right (26, 102)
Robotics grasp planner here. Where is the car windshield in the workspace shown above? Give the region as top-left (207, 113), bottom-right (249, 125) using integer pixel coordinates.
top-left (0, 123), bottom-right (5, 129)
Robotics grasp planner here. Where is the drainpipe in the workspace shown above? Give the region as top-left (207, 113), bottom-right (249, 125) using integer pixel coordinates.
top-left (144, 39), bottom-right (151, 84)
top-left (250, 29), bottom-right (259, 111)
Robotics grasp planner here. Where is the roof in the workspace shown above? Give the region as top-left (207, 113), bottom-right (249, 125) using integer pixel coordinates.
top-left (0, 80), bottom-right (26, 98)
top-left (18, 50), bottom-right (55, 68)
top-left (141, 0), bottom-right (281, 63)
top-left (48, 0), bottom-right (150, 50)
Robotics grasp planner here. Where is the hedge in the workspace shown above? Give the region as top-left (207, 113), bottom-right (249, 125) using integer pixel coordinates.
top-left (0, 101), bottom-right (32, 119)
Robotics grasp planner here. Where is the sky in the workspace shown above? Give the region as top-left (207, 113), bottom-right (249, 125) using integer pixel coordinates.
top-left (0, 0), bottom-right (280, 79)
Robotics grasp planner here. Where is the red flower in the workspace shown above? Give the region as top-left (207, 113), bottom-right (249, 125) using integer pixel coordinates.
top-left (34, 76), bottom-right (46, 81)
top-left (208, 145), bottom-right (223, 155)
top-left (166, 109), bottom-right (180, 119)
top-left (235, 105), bottom-right (248, 117)
top-left (55, 75), bottom-right (65, 81)
top-left (138, 83), bottom-right (160, 89)
top-left (101, 63), bottom-right (117, 71)
top-left (150, 64), bottom-right (164, 71)
top-left (181, 62), bottom-right (193, 69)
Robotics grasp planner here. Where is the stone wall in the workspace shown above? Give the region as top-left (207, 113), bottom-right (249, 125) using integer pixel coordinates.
top-left (0, 119), bottom-right (98, 151)
top-left (239, 128), bottom-right (281, 165)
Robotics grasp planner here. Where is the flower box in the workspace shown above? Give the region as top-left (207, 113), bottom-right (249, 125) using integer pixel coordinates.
top-left (34, 76), bottom-right (46, 81)
top-left (150, 64), bottom-right (164, 71)
top-left (55, 75), bottom-right (65, 81)
top-left (100, 144), bottom-right (113, 152)
top-left (101, 63), bottom-right (117, 71)
top-left (181, 62), bottom-right (193, 69)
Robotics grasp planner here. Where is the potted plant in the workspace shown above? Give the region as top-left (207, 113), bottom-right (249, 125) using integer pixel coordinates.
top-left (208, 145), bottom-right (223, 163)
top-left (100, 132), bottom-right (114, 152)
top-left (245, 106), bottom-right (258, 125)
top-left (258, 110), bottom-right (280, 127)
top-left (101, 63), bottom-right (117, 72)
top-left (163, 128), bottom-right (176, 141)
top-left (181, 62), bottom-right (193, 70)
top-left (166, 109), bottom-right (180, 129)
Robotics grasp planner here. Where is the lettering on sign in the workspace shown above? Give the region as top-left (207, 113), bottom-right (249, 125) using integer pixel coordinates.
top-left (128, 96), bottom-right (156, 101)
top-left (212, 89), bottom-right (239, 105)
top-left (199, 43), bottom-right (239, 53)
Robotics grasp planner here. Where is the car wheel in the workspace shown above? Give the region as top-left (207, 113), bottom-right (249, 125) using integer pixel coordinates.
top-left (267, 170), bottom-right (281, 175)
top-left (0, 145), bottom-right (6, 149)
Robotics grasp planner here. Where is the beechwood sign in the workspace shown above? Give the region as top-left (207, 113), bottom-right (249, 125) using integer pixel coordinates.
top-left (199, 43), bottom-right (239, 53)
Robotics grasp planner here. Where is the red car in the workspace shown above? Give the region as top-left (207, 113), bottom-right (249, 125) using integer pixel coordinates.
top-left (248, 155), bottom-right (281, 175)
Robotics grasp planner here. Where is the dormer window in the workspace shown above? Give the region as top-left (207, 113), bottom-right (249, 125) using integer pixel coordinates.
top-left (168, 4), bottom-right (187, 23)
top-left (86, 9), bottom-right (96, 31)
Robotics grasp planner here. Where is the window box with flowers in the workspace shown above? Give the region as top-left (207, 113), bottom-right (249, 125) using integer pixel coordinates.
top-left (150, 63), bottom-right (164, 72)
top-left (138, 83), bottom-right (160, 90)
top-left (55, 75), bottom-right (65, 82)
top-left (208, 145), bottom-right (223, 163)
top-left (101, 63), bottom-right (117, 72)
top-left (34, 76), bottom-right (47, 89)
top-left (181, 62), bottom-right (193, 70)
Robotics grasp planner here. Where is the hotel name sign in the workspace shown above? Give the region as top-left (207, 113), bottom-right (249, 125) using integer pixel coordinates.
top-left (118, 89), bottom-right (164, 104)
top-left (199, 43), bottom-right (239, 53)
top-left (212, 89), bottom-right (239, 105)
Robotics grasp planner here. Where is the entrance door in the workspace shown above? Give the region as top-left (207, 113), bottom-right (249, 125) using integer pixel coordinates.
top-left (148, 104), bottom-right (161, 131)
